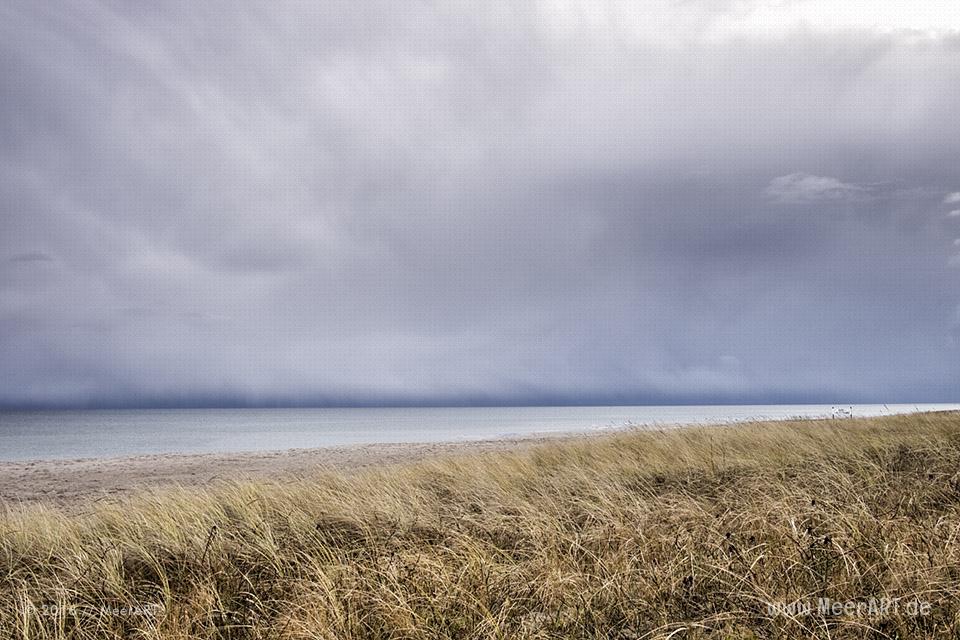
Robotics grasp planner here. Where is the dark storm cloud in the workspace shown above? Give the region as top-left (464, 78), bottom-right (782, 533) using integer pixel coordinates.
top-left (8, 252), bottom-right (53, 263)
top-left (1, 1), bottom-right (959, 407)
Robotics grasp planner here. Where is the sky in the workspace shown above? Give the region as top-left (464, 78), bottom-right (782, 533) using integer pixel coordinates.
top-left (1, 1), bottom-right (960, 408)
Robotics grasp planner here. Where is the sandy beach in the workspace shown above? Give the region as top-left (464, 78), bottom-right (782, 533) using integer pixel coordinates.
top-left (4, 408), bottom-right (955, 506)
top-left (0, 434), bottom-right (574, 506)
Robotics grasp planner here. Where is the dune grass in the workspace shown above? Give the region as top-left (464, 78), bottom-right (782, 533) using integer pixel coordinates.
top-left (3, 411), bottom-right (960, 639)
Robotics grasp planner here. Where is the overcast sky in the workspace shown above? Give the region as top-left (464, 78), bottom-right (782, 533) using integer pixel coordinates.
top-left (2, 1), bottom-right (960, 408)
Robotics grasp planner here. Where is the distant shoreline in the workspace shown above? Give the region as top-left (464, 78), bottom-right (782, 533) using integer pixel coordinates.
top-left (3, 403), bottom-right (956, 462)
top-left (2, 409), bottom-right (957, 507)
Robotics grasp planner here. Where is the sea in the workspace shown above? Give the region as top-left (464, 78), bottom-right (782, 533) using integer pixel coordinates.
top-left (0, 404), bottom-right (957, 461)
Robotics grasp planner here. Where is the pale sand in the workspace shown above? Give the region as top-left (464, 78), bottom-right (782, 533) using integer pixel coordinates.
top-left (0, 434), bottom-right (588, 507)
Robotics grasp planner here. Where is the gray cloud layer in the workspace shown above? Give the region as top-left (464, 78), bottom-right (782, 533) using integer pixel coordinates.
top-left (2, 2), bottom-right (960, 407)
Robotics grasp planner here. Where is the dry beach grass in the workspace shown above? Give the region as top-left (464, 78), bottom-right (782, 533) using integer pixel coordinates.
top-left (3, 411), bottom-right (960, 638)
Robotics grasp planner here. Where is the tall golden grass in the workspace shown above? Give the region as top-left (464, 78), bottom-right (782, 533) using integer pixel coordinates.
top-left (3, 411), bottom-right (960, 639)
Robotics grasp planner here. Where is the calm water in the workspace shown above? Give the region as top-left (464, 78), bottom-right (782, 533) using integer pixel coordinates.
top-left (0, 404), bottom-right (957, 461)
